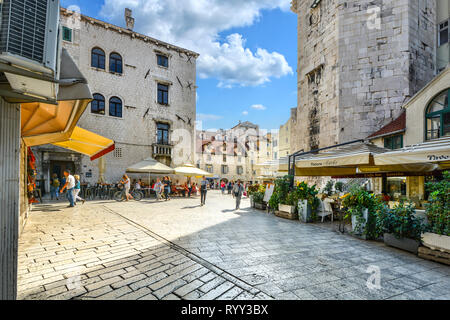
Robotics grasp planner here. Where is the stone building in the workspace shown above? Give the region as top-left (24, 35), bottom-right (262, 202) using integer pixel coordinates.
top-left (33, 8), bottom-right (198, 190)
top-left (278, 108), bottom-right (297, 158)
top-left (195, 121), bottom-right (273, 182)
top-left (290, 0), bottom-right (437, 153)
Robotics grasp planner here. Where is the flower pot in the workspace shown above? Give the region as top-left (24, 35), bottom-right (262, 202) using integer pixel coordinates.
top-left (421, 232), bottom-right (450, 253)
top-left (351, 208), bottom-right (368, 234)
top-left (298, 199), bottom-right (312, 223)
top-left (254, 202), bottom-right (266, 210)
top-left (279, 204), bottom-right (296, 214)
top-left (384, 233), bottom-right (420, 254)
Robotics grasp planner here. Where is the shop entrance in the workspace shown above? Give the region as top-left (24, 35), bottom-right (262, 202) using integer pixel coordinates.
top-left (50, 161), bottom-right (75, 180)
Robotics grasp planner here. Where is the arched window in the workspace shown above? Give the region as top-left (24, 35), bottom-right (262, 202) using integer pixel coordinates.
top-left (91, 47), bottom-right (105, 69)
top-left (109, 52), bottom-right (122, 73)
top-left (425, 89), bottom-right (450, 140)
top-left (109, 96), bottom-right (122, 118)
top-left (91, 93), bottom-right (105, 115)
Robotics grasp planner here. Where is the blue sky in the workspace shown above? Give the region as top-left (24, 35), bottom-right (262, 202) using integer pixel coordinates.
top-left (61, 0), bottom-right (298, 132)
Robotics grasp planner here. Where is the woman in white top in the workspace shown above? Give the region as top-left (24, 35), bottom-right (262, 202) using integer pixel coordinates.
top-left (120, 174), bottom-right (133, 201)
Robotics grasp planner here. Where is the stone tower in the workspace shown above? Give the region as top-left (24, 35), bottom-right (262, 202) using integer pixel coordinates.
top-left (290, 0), bottom-right (436, 153)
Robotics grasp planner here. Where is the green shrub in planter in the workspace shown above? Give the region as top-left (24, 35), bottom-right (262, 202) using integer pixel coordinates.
top-left (335, 181), bottom-right (344, 193)
top-left (342, 186), bottom-right (383, 239)
top-left (376, 202), bottom-right (426, 241)
top-left (425, 171), bottom-right (450, 236)
top-left (323, 180), bottom-right (334, 196)
top-left (268, 175), bottom-right (292, 211)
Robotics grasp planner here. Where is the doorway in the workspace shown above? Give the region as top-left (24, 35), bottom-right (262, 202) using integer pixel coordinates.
top-left (50, 160), bottom-right (75, 180)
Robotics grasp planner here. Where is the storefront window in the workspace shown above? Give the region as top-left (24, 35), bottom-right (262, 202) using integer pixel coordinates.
top-left (386, 177), bottom-right (407, 200)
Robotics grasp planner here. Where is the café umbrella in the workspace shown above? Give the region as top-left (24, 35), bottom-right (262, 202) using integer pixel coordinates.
top-left (173, 163), bottom-right (213, 178)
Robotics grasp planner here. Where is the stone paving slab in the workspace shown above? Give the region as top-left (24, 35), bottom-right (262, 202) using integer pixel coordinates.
top-left (18, 202), bottom-right (265, 300)
top-left (18, 191), bottom-right (450, 300)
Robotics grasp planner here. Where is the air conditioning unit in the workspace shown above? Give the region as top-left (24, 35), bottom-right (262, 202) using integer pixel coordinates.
top-left (0, 0), bottom-right (61, 101)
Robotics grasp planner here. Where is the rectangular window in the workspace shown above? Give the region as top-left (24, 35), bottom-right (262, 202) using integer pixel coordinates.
top-left (221, 165), bottom-right (228, 174)
top-left (237, 166), bottom-right (243, 175)
top-left (62, 26), bottom-right (72, 42)
top-left (156, 122), bottom-right (170, 145)
top-left (157, 83), bottom-right (169, 105)
top-left (206, 164), bottom-right (213, 173)
top-left (438, 20), bottom-right (449, 47)
top-left (223, 154), bottom-right (226, 162)
top-left (384, 134), bottom-right (403, 150)
top-left (157, 54), bottom-right (169, 68)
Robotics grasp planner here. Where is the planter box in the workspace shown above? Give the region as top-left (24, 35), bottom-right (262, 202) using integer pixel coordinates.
top-left (254, 202), bottom-right (266, 210)
top-left (418, 246), bottom-right (450, 266)
top-left (298, 200), bottom-right (312, 223)
top-left (279, 204), bottom-right (296, 214)
top-left (351, 208), bottom-right (368, 235)
top-left (384, 233), bottom-right (420, 254)
top-left (249, 195), bottom-right (254, 208)
top-left (275, 210), bottom-right (298, 220)
top-left (421, 232), bottom-right (450, 253)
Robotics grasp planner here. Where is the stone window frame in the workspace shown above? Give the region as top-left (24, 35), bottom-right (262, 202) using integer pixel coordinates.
top-left (221, 164), bottom-right (229, 174)
top-left (91, 93), bottom-right (105, 115)
top-left (438, 19), bottom-right (449, 47)
top-left (156, 81), bottom-right (171, 106)
top-left (91, 47), bottom-right (106, 69)
top-left (109, 96), bottom-right (123, 118)
top-left (109, 52), bottom-right (123, 74)
top-left (62, 26), bottom-right (72, 42)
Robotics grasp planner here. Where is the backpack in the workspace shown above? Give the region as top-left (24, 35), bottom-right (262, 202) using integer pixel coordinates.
top-left (53, 178), bottom-right (60, 187)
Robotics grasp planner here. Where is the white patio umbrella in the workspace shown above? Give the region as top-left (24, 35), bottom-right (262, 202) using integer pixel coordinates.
top-left (173, 163), bottom-right (213, 177)
top-left (126, 157), bottom-right (174, 185)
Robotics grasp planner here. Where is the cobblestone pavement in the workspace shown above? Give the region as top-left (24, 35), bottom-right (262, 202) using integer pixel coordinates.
top-left (18, 191), bottom-right (450, 300)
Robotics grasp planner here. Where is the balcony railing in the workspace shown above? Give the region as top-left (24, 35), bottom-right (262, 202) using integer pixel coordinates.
top-left (152, 143), bottom-right (172, 157)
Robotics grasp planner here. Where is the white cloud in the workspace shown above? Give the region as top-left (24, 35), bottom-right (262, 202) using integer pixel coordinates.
top-left (99, 0), bottom-right (293, 87)
top-left (242, 110), bottom-right (248, 115)
top-left (250, 104), bottom-right (267, 110)
top-left (196, 113), bottom-right (223, 121)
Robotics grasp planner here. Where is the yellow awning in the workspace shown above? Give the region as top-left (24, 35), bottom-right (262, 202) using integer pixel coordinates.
top-left (52, 126), bottom-right (115, 161)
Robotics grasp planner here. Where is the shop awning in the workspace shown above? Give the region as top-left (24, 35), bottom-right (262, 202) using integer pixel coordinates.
top-left (374, 138), bottom-right (450, 166)
top-left (20, 48), bottom-right (93, 146)
top-left (173, 164), bottom-right (213, 177)
top-left (126, 158), bottom-right (174, 174)
top-left (295, 143), bottom-right (388, 168)
top-left (52, 126), bottom-right (115, 161)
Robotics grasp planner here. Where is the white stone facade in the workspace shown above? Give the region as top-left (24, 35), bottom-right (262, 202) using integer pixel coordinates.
top-left (34, 8), bottom-right (198, 188)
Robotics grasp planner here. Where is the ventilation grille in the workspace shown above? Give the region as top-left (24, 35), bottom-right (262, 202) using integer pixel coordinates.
top-left (0, 0), bottom-right (48, 63)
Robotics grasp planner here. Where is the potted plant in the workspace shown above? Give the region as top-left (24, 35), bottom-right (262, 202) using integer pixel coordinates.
top-left (335, 181), bottom-right (344, 195)
top-left (376, 202), bottom-right (426, 254)
top-left (253, 184), bottom-right (267, 210)
top-left (296, 181), bottom-right (319, 223)
top-left (342, 186), bottom-right (381, 238)
top-left (323, 180), bottom-right (334, 196)
top-left (279, 191), bottom-right (298, 214)
top-left (422, 171), bottom-right (450, 252)
top-left (247, 184), bottom-right (259, 208)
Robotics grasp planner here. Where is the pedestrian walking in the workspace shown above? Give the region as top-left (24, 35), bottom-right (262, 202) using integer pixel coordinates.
top-left (50, 173), bottom-right (60, 200)
top-left (153, 178), bottom-right (163, 201)
top-left (73, 175), bottom-right (85, 205)
top-left (162, 176), bottom-right (170, 201)
top-left (119, 174), bottom-right (133, 201)
top-left (233, 179), bottom-right (245, 210)
top-left (200, 175), bottom-right (208, 206)
top-left (221, 180), bottom-right (226, 194)
top-left (60, 170), bottom-right (75, 207)
top-left (187, 177), bottom-right (193, 197)
top-left (227, 181), bottom-right (232, 194)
